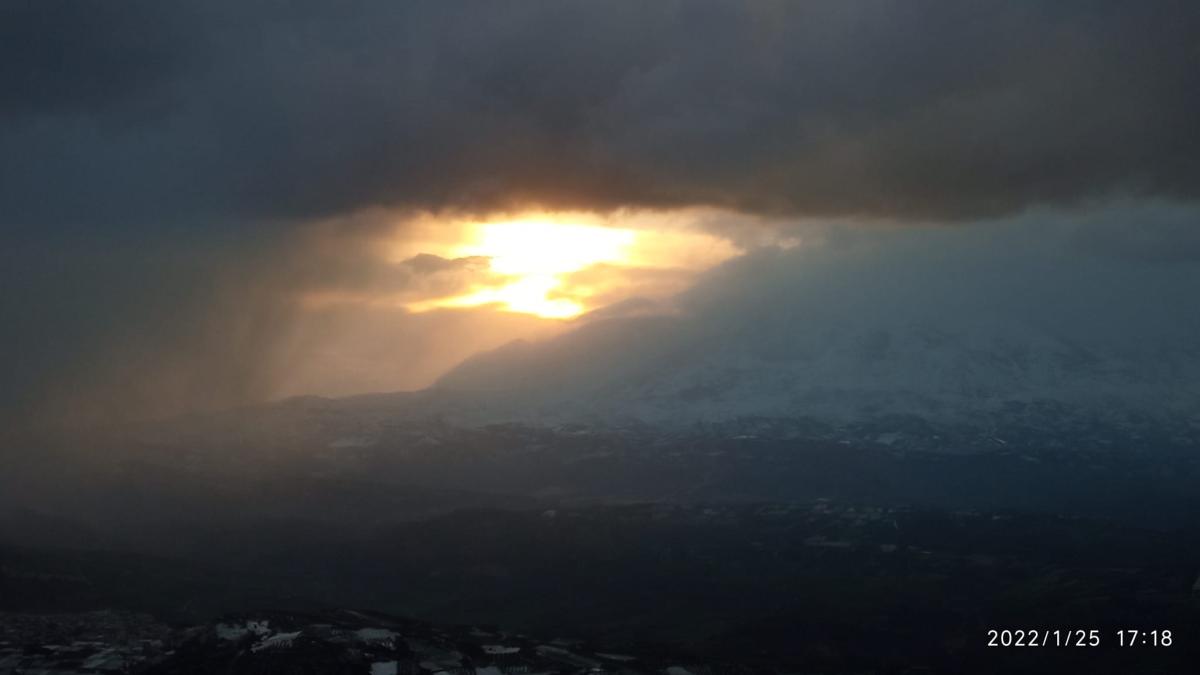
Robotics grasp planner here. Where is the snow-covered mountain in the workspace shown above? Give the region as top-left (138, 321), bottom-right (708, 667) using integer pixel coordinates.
top-left (430, 237), bottom-right (1200, 434)
top-left (153, 229), bottom-right (1198, 450)
top-left (433, 311), bottom-right (1200, 429)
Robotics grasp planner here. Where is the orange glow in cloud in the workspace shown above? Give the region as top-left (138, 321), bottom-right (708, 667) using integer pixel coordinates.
top-left (439, 218), bottom-right (635, 318)
top-left (401, 211), bottom-right (742, 319)
top-left (280, 209), bottom-right (757, 397)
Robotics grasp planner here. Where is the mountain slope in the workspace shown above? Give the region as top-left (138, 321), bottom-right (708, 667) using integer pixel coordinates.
top-left (433, 241), bottom-right (1200, 431)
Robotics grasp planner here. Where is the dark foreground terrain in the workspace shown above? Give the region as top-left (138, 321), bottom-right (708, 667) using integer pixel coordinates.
top-left (3, 416), bottom-right (1200, 673)
top-left (3, 499), bottom-right (1199, 674)
top-left (0, 607), bottom-right (763, 675)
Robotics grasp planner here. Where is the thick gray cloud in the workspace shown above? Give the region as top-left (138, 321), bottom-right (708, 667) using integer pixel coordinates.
top-left (2, 0), bottom-right (1199, 228)
top-left (3, 0), bottom-right (1200, 428)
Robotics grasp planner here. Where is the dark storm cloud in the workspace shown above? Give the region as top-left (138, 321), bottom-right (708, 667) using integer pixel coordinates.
top-left (3, 0), bottom-right (1200, 428)
top-left (3, 0), bottom-right (1200, 228)
top-left (0, 1), bottom-right (191, 117)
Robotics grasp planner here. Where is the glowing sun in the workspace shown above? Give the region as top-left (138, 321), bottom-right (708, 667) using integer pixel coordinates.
top-left (419, 218), bottom-right (637, 318)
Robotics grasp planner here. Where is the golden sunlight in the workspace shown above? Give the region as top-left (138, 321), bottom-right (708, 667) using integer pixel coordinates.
top-left (388, 209), bottom-right (745, 320)
top-left (411, 218), bottom-right (638, 318)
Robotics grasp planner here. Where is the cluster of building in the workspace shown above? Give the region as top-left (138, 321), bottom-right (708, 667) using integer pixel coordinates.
top-left (0, 608), bottom-right (754, 675)
top-left (198, 611), bottom-right (728, 675)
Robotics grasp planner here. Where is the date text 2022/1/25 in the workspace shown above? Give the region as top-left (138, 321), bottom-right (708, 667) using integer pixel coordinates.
top-left (987, 629), bottom-right (1173, 647)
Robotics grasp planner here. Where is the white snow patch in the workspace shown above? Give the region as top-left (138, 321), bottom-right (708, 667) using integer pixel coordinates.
top-left (371, 662), bottom-right (399, 675)
top-left (82, 649), bottom-right (124, 670)
top-left (357, 628), bottom-right (399, 644)
top-left (251, 631), bottom-right (301, 653)
top-left (482, 645), bottom-right (520, 655)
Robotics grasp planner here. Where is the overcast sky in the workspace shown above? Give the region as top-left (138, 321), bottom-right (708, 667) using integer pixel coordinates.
top-left (2, 1), bottom-right (1198, 428)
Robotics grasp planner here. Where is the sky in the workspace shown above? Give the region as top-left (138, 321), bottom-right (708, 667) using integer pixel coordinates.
top-left (2, 1), bottom-right (1199, 429)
